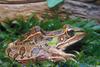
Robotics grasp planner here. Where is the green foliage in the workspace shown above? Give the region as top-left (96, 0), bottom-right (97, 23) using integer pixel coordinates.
top-left (40, 18), bottom-right (63, 31)
top-left (63, 18), bottom-right (100, 66)
top-left (47, 0), bottom-right (63, 8)
top-left (0, 14), bottom-right (100, 67)
top-left (48, 37), bottom-right (58, 46)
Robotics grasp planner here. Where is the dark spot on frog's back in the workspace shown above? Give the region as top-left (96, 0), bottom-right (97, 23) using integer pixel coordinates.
top-left (15, 42), bottom-right (23, 45)
top-left (32, 47), bottom-right (40, 55)
top-left (13, 53), bottom-right (19, 59)
top-left (19, 47), bottom-right (25, 55)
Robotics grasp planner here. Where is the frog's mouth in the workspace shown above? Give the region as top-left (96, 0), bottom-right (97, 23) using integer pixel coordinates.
top-left (56, 28), bottom-right (85, 50)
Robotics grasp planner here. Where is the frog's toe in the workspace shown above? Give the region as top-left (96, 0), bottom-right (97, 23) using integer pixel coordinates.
top-left (64, 53), bottom-right (75, 59)
top-left (48, 56), bottom-right (66, 62)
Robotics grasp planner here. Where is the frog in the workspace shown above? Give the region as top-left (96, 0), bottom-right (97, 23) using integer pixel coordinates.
top-left (6, 24), bottom-right (85, 64)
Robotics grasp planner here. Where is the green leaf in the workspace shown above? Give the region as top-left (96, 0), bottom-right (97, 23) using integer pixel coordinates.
top-left (83, 20), bottom-right (97, 28)
top-left (0, 22), bottom-right (11, 32)
top-left (47, 0), bottom-right (63, 8)
top-left (48, 37), bottom-right (58, 46)
top-left (92, 25), bottom-right (100, 30)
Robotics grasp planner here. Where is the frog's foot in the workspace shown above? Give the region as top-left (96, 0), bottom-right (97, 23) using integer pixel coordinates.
top-left (48, 53), bottom-right (74, 62)
top-left (48, 47), bottom-right (75, 62)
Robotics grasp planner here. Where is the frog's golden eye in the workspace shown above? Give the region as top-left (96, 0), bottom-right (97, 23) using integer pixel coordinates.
top-left (67, 29), bottom-right (75, 37)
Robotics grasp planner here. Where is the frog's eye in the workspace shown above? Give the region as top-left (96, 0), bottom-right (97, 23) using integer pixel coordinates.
top-left (67, 29), bottom-right (75, 37)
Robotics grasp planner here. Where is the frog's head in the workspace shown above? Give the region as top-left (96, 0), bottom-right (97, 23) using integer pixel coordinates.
top-left (56, 24), bottom-right (85, 50)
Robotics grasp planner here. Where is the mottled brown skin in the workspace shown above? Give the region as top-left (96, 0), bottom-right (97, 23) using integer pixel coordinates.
top-left (6, 25), bottom-right (85, 63)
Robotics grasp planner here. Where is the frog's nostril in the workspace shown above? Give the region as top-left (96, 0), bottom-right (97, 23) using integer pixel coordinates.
top-left (67, 29), bottom-right (75, 37)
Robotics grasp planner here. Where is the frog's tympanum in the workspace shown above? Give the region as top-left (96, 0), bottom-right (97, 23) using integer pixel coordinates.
top-left (6, 25), bottom-right (85, 64)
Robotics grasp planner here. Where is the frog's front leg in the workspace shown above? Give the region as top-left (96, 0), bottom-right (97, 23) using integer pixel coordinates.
top-left (47, 47), bottom-right (75, 62)
top-left (34, 49), bottom-right (66, 62)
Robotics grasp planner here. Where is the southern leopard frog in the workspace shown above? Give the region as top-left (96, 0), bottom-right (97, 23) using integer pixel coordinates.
top-left (6, 25), bottom-right (85, 63)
